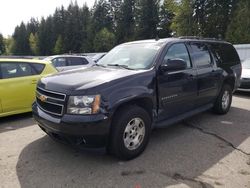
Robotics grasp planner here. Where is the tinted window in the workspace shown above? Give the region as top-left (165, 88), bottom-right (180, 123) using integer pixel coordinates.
top-left (190, 43), bottom-right (212, 67)
top-left (208, 43), bottom-right (240, 66)
top-left (52, 58), bottom-right (67, 67)
top-left (67, 57), bottom-right (89, 66)
top-left (30, 63), bottom-right (45, 74)
top-left (0, 63), bottom-right (33, 79)
top-left (164, 43), bottom-right (191, 68)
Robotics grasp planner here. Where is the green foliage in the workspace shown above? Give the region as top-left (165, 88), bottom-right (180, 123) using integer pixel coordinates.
top-left (8, 0), bottom-right (248, 55)
top-left (0, 33), bottom-right (5, 55)
top-left (226, 0), bottom-right (250, 44)
top-left (93, 28), bottom-right (115, 52)
top-left (3, 37), bottom-right (14, 55)
top-left (171, 0), bottom-right (197, 36)
top-left (12, 22), bottom-right (31, 55)
top-left (116, 0), bottom-right (136, 43)
top-left (192, 0), bottom-right (236, 38)
top-left (29, 33), bottom-right (39, 55)
top-left (135, 0), bottom-right (159, 39)
top-left (53, 35), bottom-right (64, 54)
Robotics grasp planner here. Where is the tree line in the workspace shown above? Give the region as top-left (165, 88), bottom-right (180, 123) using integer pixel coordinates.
top-left (0, 0), bottom-right (249, 56)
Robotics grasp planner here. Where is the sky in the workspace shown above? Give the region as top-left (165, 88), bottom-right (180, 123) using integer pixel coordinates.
top-left (0, 0), bottom-right (95, 37)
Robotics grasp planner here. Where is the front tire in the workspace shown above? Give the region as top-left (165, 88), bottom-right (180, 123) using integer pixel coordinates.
top-left (109, 105), bottom-right (151, 160)
top-left (213, 84), bottom-right (232, 114)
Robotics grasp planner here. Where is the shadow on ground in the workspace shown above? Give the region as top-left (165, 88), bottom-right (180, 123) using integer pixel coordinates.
top-left (15, 104), bottom-right (250, 188)
top-left (0, 113), bottom-right (34, 133)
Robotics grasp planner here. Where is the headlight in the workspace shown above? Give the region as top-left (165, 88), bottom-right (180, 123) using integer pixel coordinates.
top-left (67, 95), bottom-right (101, 114)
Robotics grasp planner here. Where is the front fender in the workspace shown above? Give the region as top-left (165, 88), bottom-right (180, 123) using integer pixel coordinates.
top-left (107, 86), bottom-right (155, 113)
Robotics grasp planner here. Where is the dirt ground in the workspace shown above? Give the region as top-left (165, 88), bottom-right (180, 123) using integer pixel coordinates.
top-left (0, 91), bottom-right (250, 188)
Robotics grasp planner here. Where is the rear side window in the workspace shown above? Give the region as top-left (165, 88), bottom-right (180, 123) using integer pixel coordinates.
top-left (52, 58), bottom-right (67, 67)
top-left (67, 57), bottom-right (89, 66)
top-left (208, 43), bottom-right (240, 66)
top-left (30, 63), bottom-right (45, 74)
top-left (0, 63), bottom-right (34, 79)
top-left (189, 43), bottom-right (212, 67)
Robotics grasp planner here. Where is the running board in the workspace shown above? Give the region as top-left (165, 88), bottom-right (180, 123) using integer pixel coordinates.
top-left (154, 103), bottom-right (213, 128)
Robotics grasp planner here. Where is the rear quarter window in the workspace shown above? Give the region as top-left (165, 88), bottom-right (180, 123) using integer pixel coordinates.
top-left (208, 43), bottom-right (240, 66)
top-left (30, 63), bottom-right (45, 74)
top-left (67, 57), bottom-right (89, 66)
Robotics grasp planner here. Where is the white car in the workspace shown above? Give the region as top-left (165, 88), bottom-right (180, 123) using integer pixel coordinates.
top-left (44, 55), bottom-right (95, 72)
top-left (239, 59), bottom-right (250, 90)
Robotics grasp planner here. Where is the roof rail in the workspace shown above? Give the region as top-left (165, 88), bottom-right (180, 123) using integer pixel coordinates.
top-left (179, 36), bottom-right (221, 41)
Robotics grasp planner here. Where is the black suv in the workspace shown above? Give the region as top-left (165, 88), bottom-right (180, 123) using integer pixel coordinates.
top-left (33, 37), bottom-right (241, 160)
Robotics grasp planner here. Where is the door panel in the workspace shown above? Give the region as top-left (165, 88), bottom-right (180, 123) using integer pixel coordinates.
top-left (0, 75), bottom-right (40, 113)
top-left (0, 62), bottom-right (41, 114)
top-left (158, 69), bottom-right (197, 121)
top-left (157, 43), bottom-right (198, 121)
top-left (188, 42), bottom-right (220, 106)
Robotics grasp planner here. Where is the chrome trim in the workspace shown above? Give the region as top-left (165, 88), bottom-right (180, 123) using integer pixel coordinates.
top-left (36, 91), bottom-right (65, 102)
top-left (37, 87), bottom-right (66, 101)
top-left (36, 98), bottom-right (64, 116)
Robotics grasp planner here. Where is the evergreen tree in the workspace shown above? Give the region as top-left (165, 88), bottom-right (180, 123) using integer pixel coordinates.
top-left (26, 18), bottom-right (39, 34)
top-left (38, 17), bottom-right (55, 55)
top-left (3, 37), bottom-right (14, 55)
top-left (0, 33), bottom-right (5, 55)
top-left (158, 0), bottom-right (177, 38)
top-left (29, 33), bottom-right (39, 55)
top-left (94, 28), bottom-right (115, 52)
top-left (80, 4), bottom-right (92, 52)
top-left (64, 2), bottom-right (83, 53)
top-left (171, 0), bottom-right (197, 36)
top-left (226, 0), bottom-right (250, 44)
top-left (12, 22), bottom-right (31, 55)
top-left (53, 35), bottom-right (64, 54)
top-left (116, 0), bottom-right (136, 43)
top-left (135, 0), bottom-right (159, 39)
top-left (193, 0), bottom-right (237, 38)
top-left (92, 0), bottom-right (113, 32)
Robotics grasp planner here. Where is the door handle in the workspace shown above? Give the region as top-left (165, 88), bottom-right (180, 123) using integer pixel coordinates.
top-left (31, 80), bottom-right (38, 84)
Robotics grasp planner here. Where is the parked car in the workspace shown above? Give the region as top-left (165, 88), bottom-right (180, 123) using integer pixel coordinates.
top-left (33, 37), bottom-right (241, 160)
top-left (239, 59), bottom-right (250, 90)
top-left (44, 55), bottom-right (95, 71)
top-left (0, 59), bottom-right (57, 117)
top-left (92, 53), bottom-right (107, 62)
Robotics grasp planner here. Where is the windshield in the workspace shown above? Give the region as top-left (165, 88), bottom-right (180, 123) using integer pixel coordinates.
top-left (97, 42), bottom-right (163, 70)
top-left (242, 59), bottom-right (250, 69)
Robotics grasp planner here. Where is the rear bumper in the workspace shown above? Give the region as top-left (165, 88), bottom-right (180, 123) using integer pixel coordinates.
top-left (32, 103), bottom-right (111, 148)
top-left (239, 78), bottom-right (250, 89)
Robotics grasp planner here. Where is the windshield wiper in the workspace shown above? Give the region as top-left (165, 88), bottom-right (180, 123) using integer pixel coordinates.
top-left (107, 64), bottom-right (134, 70)
top-left (93, 64), bottom-right (107, 68)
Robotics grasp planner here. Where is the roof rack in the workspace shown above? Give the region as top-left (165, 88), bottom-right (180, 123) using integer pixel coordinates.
top-left (179, 36), bottom-right (221, 41)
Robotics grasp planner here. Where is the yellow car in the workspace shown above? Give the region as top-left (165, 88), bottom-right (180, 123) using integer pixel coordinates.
top-left (0, 59), bottom-right (57, 117)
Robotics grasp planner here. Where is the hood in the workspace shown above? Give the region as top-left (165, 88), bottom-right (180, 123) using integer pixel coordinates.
top-left (241, 68), bottom-right (250, 78)
top-left (40, 66), bottom-right (145, 93)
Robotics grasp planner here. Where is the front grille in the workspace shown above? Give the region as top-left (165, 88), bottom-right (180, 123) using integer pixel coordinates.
top-left (36, 87), bottom-right (66, 116)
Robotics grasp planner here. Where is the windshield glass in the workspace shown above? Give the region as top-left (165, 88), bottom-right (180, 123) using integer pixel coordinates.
top-left (97, 42), bottom-right (163, 70)
top-left (242, 59), bottom-right (250, 69)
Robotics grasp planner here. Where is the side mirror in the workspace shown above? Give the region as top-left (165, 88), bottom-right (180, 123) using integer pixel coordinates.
top-left (160, 58), bottom-right (187, 72)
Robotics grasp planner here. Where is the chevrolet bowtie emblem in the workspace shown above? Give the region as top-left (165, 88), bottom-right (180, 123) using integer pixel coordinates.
top-left (39, 95), bottom-right (47, 102)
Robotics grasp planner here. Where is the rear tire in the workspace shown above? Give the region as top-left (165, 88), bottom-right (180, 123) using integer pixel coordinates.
top-left (213, 84), bottom-right (232, 114)
top-left (109, 105), bottom-right (151, 160)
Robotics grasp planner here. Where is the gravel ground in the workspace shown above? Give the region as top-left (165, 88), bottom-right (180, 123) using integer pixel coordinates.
top-left (0, 91), bottom-right (250, 188)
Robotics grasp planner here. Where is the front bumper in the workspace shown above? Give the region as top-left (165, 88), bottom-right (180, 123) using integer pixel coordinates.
top-left (32, 103), bottom-right (111, 148)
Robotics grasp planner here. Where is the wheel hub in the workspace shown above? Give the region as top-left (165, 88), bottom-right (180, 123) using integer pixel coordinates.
top-left (123, 118), bottom-right (145, 150)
